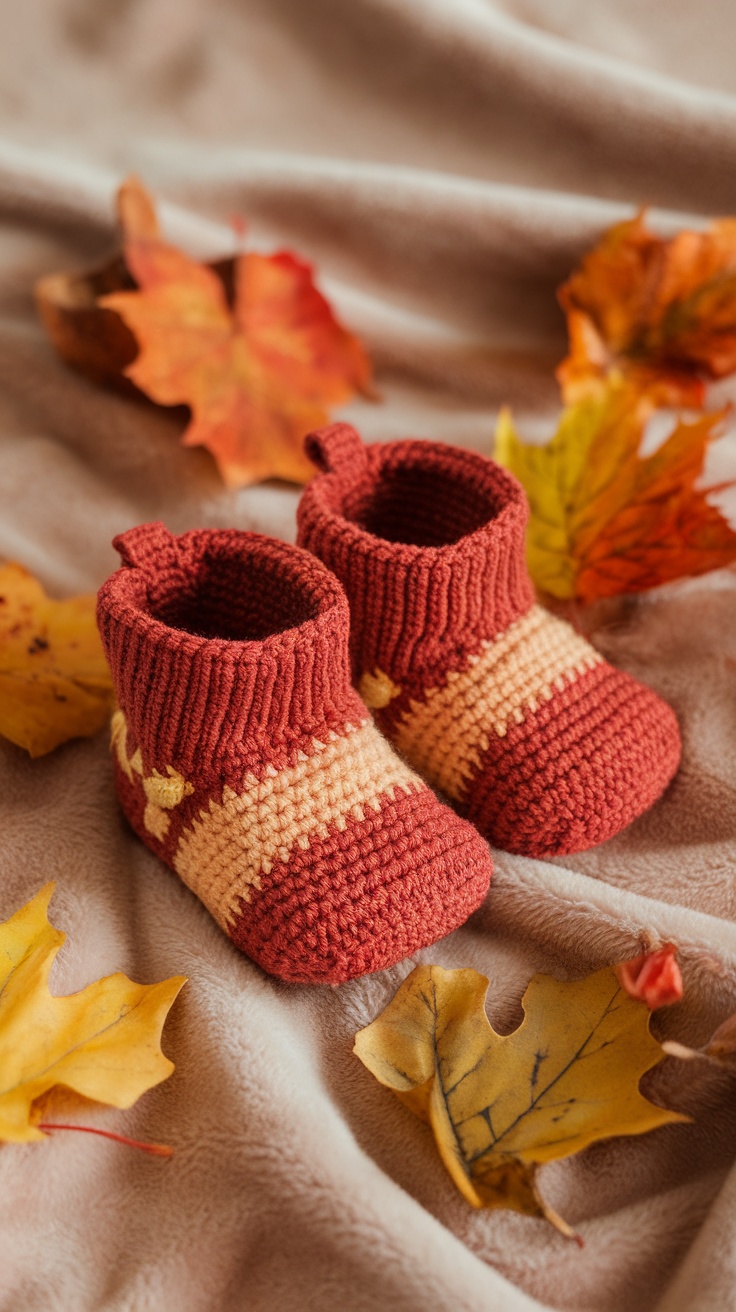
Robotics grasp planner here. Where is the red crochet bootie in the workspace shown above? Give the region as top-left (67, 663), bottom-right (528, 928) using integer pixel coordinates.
top-left (297, 424), bottom-right (681, 858)
top-left (97, 522), bottom-right (492, 984)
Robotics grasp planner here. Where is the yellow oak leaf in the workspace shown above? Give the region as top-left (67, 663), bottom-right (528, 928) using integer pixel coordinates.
top-left (494, 380), bottom-right (736, 603)
top-left (0, 884), bottom-right (186, 1144)
top-left (354, 963), bottom-right (687, 1239)
top-left (558, 212), bottom-right (736, 404)
top-left (99, 177), bottom-right (373, 488)
top-left (0, 562), bottom-right (114, 757)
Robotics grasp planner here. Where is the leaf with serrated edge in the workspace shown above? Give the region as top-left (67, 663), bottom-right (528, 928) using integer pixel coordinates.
top-left (495, 379), bottom-right (736, 603)
top-left (354, 963), bottom-right (688, 1238)
top-left (0, 562), bottom-right (114, 756)
top-left (100, 177), bottom-right (373, 488)
top-left (558, 211), bottom-right (736, 404)
top-left (0, 885), bottom-right (186, 1143)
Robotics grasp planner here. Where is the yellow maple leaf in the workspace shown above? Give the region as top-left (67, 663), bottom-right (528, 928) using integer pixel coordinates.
top-left (494, 380), bottom-right (736, 603)
top-left (354, 963), bottom-right (687, 1239)
top-left (0, 884), bottom-right (185, 1144)
top-left (0, 562), bottom-right (114, 757)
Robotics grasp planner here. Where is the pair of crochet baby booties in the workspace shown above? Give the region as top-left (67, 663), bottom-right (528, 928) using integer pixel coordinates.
top-left (97, 424), bottom-right (681, 986)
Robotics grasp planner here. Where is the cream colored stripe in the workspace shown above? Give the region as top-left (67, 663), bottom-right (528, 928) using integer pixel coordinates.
top-left (173, 719), bottom-right (424, 930)
top-left (392, 605), bottom-right (601, 803)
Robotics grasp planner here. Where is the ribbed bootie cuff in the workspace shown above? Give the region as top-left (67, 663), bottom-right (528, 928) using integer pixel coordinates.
top-left (97, 522), bottom-right (364, 777)
top-left (297, 424), bottom-right (534, 680)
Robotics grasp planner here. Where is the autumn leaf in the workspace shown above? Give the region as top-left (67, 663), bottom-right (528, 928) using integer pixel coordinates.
top-left (558, 212), bottom-right (736, 404)
top-left (494, 380), bottom-right (736, 603)
top-left (0, 884), bottom-right (185, 1145)
top-left (354, 963), bottom-right (687, 1239)
top-left (93, 177), bottom-right (373, 487)
top-left (664, 1012), bottom-right (736, 1068)
top-left (35, 256), bottom-right (139, 391)
top-left (0, 562), bottom-right (114, 757)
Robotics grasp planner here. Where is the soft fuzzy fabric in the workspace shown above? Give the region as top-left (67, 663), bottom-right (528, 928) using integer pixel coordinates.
top-left (0, 2), bottom-right (736, 1310)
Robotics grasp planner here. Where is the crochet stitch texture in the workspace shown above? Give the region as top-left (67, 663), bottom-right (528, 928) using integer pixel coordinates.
top-left (296, 424), bottom-right (682, 857)
top-left (97, 522), bottom-right (492, 984)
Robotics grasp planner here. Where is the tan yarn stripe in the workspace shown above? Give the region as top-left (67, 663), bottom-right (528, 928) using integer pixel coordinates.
top-left (173, 718), bottom-right (424, 931)
top-left (393, 605), bottom-right (602, 802)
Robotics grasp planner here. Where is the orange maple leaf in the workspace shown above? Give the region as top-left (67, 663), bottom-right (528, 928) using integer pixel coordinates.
top-left (495, 380), bottom-right (736, 604)
top-left (558, 212), bottom-right (736, 405)
top-left (101, 178), bottom-right (373, 488)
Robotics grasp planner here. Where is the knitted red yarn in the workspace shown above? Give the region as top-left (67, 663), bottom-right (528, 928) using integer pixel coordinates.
top-left (296, 424), bottom-right (682, 858)
top-left (97, 523), bottom-right (492, 984)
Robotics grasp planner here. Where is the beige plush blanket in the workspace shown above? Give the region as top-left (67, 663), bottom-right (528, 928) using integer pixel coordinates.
top-left (1, 2), bottom-right (736, 1308)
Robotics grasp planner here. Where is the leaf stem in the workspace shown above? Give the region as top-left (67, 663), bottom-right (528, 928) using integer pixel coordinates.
top-left (37, 1122), bottom-right (173, 1157)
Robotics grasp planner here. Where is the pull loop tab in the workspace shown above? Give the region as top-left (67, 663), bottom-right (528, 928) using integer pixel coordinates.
top-left (113, 522), bottom-right (179, 572)
top-left (304, 423), bottom-right (369, 480)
